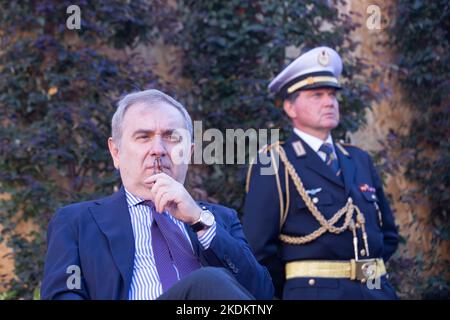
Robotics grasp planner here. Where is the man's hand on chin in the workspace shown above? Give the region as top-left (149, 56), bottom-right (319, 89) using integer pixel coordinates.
top-left (144, 173), bottom-right (201, 225)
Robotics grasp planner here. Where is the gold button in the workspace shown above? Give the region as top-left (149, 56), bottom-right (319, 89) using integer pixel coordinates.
top-left (361, 278), bottom-right (367, 284)
top-left (312, 197), bottom-right (319, 204)
top-left (308, 279), bottom-right (315, 286)
top-left (360, 249), bottom-right (366, 256)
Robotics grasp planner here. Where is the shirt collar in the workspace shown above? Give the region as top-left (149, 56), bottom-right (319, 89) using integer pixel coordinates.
top-left (293, 128), bottom-right (334, 153)
top-left (124, 188), bottom-right (171, 219)
top-left (124, 188), bottom-right (147, 208)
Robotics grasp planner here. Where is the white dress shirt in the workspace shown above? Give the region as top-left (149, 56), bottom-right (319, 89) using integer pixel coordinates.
top-left (125, 188), bottom-right (216, 300)
top-left (293, 128), bottom-right (337, 161)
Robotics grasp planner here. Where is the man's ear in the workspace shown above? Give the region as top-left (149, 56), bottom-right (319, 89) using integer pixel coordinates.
top-left (108, 137), bottom-right (120, 169)
top-left (283, 100), bottom-right (297, 119)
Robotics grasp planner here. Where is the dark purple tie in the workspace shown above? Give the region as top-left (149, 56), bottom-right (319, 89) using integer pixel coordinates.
top-left (319, 142), bottom-right (341, 176)
top-left (144, 201), bottom-right (201, 292)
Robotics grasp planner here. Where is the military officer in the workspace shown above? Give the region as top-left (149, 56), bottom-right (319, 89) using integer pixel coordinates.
top-left (243, 46), bottom-right (399, 299)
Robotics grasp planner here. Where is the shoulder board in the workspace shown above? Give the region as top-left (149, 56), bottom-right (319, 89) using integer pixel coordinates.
top-left (338, 140), bottom-right (364, 149)
top-left (336, 140), bottom-right (365, 157)
top-left (291, 140), bottom-right (306, 157)
top-left (335, 141), bottom-right (351, 157)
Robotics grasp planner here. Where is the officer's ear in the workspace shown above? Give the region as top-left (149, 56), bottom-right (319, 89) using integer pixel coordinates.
top-left (283, 90), bottom-right (302, 119)
top-left (283, 99), bottom-right (297, 120)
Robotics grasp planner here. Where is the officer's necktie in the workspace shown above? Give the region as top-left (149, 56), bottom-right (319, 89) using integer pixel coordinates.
top-left (144, 201), bottom-right (201, 292)
top-left (319, 142), bottom-right (341, 176)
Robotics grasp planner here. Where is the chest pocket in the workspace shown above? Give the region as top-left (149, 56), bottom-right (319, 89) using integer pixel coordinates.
top-left (360, 190), bottom-right (383, 228)
top-left (297, 191), bottom-right (333, 209)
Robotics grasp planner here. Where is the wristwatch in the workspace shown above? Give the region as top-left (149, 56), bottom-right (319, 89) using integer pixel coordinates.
top-left (190, 208), bottom-right (215, 232)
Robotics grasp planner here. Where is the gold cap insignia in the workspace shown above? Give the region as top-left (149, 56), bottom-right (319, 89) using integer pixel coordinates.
top-left (306, 77), bottom-right (315, 85)
top-left (318, 50), bottom-right (330, 66)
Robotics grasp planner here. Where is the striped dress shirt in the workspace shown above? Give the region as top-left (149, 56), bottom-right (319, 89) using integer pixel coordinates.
top-left (125, 189), bottom-right (217, 300)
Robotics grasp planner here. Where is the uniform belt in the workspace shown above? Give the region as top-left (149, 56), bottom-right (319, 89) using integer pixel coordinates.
top-left (285, 259), bottom-right (386, 281)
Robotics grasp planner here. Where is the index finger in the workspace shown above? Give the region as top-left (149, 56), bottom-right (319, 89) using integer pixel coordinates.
top-left (144, 172), bottom-right (168, 184)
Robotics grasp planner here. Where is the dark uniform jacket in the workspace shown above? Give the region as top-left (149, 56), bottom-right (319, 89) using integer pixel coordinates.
top-left (243, 132), bottom-right (398, 299)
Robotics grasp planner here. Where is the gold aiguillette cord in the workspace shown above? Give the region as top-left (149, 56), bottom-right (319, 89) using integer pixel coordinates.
top-left (349, 220), bottom-right (359, 261)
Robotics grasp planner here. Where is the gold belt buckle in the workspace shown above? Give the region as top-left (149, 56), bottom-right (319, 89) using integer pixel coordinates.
top-left (352, 259), bottom-right (378, 282)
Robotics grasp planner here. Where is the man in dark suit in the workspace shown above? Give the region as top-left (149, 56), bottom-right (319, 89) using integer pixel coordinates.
top-left (243, 46), bottom-right (399, 299)
top-left (41, 89), bottom-right (274, 300)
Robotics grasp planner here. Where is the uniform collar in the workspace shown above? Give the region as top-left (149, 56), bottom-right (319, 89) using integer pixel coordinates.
top-left (293, 128), bottom-right (334, 153)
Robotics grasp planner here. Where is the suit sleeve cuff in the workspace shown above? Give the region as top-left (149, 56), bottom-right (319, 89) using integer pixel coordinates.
top-left (197, 222), bottom-right (216, 250)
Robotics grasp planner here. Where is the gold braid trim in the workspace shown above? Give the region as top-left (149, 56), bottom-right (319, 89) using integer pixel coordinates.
top-left (245, 142), bottom-right (288, 231)
top-left (246, 144), bottom-right (271, 193)
top-left (281, 162), bottom-right (290, 228)
top-left (245, 158), bottom-right (256, 194)
top-left (270, 149), bottom-right (285, 225)
top-left (272, 143), bottom-right (362, 245)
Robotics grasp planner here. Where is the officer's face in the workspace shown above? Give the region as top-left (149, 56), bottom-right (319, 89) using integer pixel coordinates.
top-left (108, 102), bottom-right (193, 200)
top-left (283, 88), bottom-right (339, 140)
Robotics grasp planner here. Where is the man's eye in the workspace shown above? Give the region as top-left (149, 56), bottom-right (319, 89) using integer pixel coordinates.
top-left (165, 133), bottom-right (182, 143)
top-left (170, 133), bottom-right (183, 142)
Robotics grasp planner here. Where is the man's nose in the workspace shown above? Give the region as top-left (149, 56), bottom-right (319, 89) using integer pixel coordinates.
top-left (149, 135), bottom-right (167, 157)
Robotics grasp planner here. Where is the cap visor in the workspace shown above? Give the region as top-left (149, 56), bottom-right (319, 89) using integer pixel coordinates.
top-left (300, 82), bottom-right (342, 91)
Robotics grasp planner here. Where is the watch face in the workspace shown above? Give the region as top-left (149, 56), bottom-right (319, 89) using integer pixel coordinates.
top-left (201, 210), bottom-right (215, 226)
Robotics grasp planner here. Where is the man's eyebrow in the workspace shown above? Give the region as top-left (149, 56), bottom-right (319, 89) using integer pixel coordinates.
top-left (131, 129), bottom-right (176, 137)
top-left (132, 129), bottom-right (154, 137)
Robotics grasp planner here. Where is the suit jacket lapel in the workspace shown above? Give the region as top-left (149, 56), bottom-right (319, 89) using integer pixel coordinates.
top-left (286, 133), bottom-right (344, 188)
top-left (335, 143), bottom-right (356, 196)
top-left (89, 187), bottom-right (135, 299)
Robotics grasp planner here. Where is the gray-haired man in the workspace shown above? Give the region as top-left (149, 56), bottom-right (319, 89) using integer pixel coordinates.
top-left (41, 89), bottom-right (274, 300)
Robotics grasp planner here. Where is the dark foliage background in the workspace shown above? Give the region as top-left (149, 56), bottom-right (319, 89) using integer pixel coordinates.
top-left (0, 0), bottom-right (168, 298)
top-left (390, 0), bottom-right (449, 235)
top-left (386, 0), bottom-right (450, 299)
